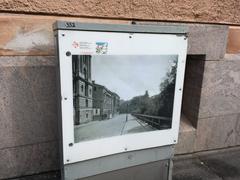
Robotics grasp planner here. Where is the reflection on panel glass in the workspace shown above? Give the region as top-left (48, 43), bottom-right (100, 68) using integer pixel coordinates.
top-left (72, 55), bottom-right (178, 143)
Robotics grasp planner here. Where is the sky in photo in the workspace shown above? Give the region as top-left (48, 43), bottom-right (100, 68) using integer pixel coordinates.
top-left (91, 55), bottom-right (177, 100)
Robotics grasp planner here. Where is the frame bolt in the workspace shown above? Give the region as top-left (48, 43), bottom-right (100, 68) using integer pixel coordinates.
top-left (66, 51), bottom-right (71, 56)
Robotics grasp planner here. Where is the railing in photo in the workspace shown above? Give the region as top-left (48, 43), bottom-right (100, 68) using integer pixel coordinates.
top-left (131, 113), bottom-right (172, 130)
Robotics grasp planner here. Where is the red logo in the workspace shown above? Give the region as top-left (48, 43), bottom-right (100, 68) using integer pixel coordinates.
top-left (72, 41), bottom-right (80, 48)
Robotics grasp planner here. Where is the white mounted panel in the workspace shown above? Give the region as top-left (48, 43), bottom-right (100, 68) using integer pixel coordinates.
top-left (54, 22), bottom-right (188, 166)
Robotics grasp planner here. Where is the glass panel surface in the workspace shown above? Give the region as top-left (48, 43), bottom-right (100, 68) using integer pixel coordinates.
top-left (72, 55), bottom-right (178, 143)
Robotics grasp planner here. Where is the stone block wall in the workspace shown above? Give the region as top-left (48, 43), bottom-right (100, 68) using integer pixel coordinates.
top-left (0, 56), bottom-right (59, 179)
top-left (0, 11), bottom-right (239, 179)
top-left (193, 57), bottom-right (240, 151)
top-left (181, 36), bottom-right (240, 152)
top-left (0, 15), bottom-right (129, 179)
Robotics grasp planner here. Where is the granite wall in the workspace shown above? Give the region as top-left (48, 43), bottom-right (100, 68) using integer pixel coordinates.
top-left (0, 56), bottom-right (59, 179)
top-left (193, 57), bottom-right (240, 151)
top-left (0, 12), bottom-right (239, 179)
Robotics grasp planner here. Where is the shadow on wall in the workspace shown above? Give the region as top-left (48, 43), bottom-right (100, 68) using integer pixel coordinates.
top-left (181, 55), bottom-right (206, 128)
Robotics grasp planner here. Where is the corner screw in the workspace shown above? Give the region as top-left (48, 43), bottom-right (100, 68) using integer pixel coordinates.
top-left (69, 143), bottom-right (73, 147)
top-left (62, 34), bottom-right (65, 37)
top-left (66, 51), bottom-right (71, 56)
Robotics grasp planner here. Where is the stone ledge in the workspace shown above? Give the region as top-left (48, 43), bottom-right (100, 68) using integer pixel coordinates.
top-left (175, 114), bottom-right (196, 154)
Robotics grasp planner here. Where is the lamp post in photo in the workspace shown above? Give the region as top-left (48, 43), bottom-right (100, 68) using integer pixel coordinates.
top-left (126, 103), bottom-right (129, 122)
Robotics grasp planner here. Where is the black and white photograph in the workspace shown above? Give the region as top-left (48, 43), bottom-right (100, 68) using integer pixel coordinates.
top-left (72, 55), bottom-right (178, 143)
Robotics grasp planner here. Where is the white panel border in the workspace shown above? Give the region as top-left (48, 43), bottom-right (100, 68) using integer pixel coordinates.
top-left (57, 30), bottom-right (188, 164)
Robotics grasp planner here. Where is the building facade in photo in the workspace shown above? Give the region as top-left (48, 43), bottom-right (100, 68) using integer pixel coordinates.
top-left (73, 55), bottom-right (120, 124)
top-left (93, 82), bottom-right (120, 120)
top-left (111, 92), bottom-right (120, 117)
top-left (72, 55), bottom-right (93, 125)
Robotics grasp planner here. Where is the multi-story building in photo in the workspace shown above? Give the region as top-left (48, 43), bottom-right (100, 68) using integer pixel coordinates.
top-left (72, 55), bottom-right (93, 125)
top-left (111, 92), bottom-right (120, 116)
top-left (72, 55), bottom-right (120, 124)
top-left (92, 82), bottom-right (120, 120)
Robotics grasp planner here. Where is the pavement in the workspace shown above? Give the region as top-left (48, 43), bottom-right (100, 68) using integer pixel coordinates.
top-left (173, 147), bottom-right (240, 180)
top-left (74, 114), bottom-right (156, 142)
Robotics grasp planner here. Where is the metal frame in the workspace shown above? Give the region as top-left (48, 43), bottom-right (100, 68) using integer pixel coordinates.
top-left (53, 21), bottom-right (188, 34)
top-left (54, 21), bottom-right (188, 179)
top-left (64, 145), bottom-right (174, 179)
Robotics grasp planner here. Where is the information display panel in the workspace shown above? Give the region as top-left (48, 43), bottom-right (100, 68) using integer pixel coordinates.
top-left (54, 22), bottom-right (188, 165)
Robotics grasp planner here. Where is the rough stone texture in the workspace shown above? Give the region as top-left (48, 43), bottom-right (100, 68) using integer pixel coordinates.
top-left (0, 141), bottom-right (59, 179)
top-left (182, 56), bottom-right (240, 124)
top-left (138, 22), bottom-right (229, 60)
top-left (0, 56), bottom-right (60, 179)
top-left (12, 171), bottom-right (60, 180)
top-left (0, 56), bottom-right (58, 149)
top-left (0, 14), bottom-right (129, 56)
top-left (0, 15), bottom-right (229, 60)
top-left (175, 115), bottom-right (196, 154)
top-left (187, 25), bottom-right (228, 60)
top-left (199, 148), bottom-right (240, 180)
top-left (176, 131), bottom-right (196, 155)
top-left (195, 113), bottom-right (240, 151)
top-left (182, 56), bottom-right (205, 127)
top-left (227, 26), bottom-right (240, 54)
top-left (182, 56), bottom-right (240, 151)
top-left (173, 157), bottom-right (221, 180)
top-left (224, 53), bottom-right (240, 61)
top-left (0, 0), bottom-right (240, 24)
top-left (0, 12), bottom-right (237, 179)
top-left (199, 59), bottom-right (240, 119)
top-left (173, 147), bottom-right (240, 180)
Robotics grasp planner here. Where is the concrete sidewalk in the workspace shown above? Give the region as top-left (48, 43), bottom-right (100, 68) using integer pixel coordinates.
top-left (11, 147), bottom-right (240, 180)
top-left (74, 114), bottom-right (156, 143)
top-left (173, 146), bottom-right (240, 180)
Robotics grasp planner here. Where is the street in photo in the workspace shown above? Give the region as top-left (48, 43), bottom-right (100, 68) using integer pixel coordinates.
top-left (72, 55), bottom-right (178, 143)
